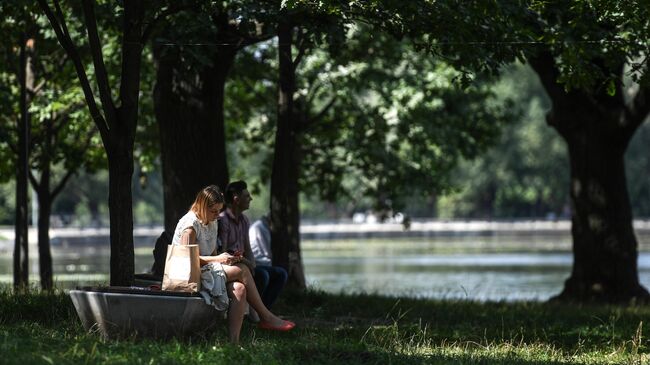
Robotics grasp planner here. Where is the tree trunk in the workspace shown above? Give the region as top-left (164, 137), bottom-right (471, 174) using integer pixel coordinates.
top-left (14, 31), bottom-right (30, 290)
top-left (106, 143), bottom-right (135, 286)
top-left (105, 1), bottom-right (144, 286)
top-left (38, 0), bottom-right (145, 286)
top-left (554, 119), bottom-right (648, 302)
top-left (530, 53), bottom-right (649, 303)
top-left (153, 45), bottom-right (233, 234)
top-left (270, 21), bottom-right (306, 289)
top-left (37, 187), bottom-right (53, 291)
top-left (34, 112), bottom-right (55, 291)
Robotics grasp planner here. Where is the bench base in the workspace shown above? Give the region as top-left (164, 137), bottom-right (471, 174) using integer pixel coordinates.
top-left (69, 287), bottom-right (225, 339)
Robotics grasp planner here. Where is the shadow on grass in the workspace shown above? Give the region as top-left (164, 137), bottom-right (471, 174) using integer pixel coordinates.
top-left (1, 288), bottom-right (648, 364)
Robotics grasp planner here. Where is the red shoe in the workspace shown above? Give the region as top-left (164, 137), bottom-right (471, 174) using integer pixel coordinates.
top-left (258, 320), bottom-right (295, 331)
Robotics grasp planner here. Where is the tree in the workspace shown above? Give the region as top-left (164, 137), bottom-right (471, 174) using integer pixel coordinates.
top-left (369, 0), bottom-right (650, 302)
top-left (282, 0), bottom-right (650, 302)
top-left (152, 2), bottom-right (273, 234)
top-left (230, 17), bottom-right (513, 287)
top-left (37, 0), bottom-right (169, 285)
top-left (13, 8), bottom-right (32, 291)
top-left (471, 1), bottom-right (650, 303)
top-left (0, 6), bottom-right (101, 290)
top-left (269, 5), bottom-right (355, 288)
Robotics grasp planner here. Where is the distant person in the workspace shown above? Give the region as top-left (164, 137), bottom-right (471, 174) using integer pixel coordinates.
top-left (173, 185), bottom-right (294, 344)
top-left (249, 214), bottom-right (288, 308)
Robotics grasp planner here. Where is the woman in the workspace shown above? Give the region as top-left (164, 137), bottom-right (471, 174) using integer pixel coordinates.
top-left (172, 185), bottom-right (295, 344)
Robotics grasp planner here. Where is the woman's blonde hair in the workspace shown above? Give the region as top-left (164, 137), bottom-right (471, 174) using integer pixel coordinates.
top-left (190, 185), bottom-right (224, 224)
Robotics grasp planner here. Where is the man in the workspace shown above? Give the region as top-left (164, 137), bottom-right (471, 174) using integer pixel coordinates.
top-left (218, 180), bottom-right (256, 273)
top-left (218, 181), bottom-right (286, 311)
top-left (249, 213), bottom-right (288, 308)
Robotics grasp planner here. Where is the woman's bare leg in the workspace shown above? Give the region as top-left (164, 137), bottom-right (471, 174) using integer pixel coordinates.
top-left (227, 281), bottom-right (246, 344)
top-left (222, 264), bottom-right (287, 326)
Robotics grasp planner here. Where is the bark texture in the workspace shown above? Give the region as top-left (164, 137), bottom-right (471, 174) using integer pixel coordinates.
top-left (14, 31), bottom-right (31, 290)
top-left (270, 21), bottom-right (306, 289)
top-left (153, 45), bottom-right (233, 234)
top-left (530, 52), bottom-right (650, 303)
top-left (105, 1), bottom-right (144, 286)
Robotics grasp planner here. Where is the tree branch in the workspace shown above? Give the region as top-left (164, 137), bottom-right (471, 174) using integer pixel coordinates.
top-left (141, 4), bottom-right (189, 44)
top-left (293, 29), bottom-right (308, 70)
top-left (28, 169), bottom-right (40, 192)
top-left (306, 81), bottom-right (323, 106)
top-left (28, 79), bottom-right (47, 98)
top-left (51, 168), bottom-right (75, 199)
top-left (81, 0), bottom-right (117, 129)
top-left (527, 50), bottom-right (566, 103)
top-left (52, 123), bottom-right (96, 198)
top-left (308, 96), bottom-right (336, 126)
top-left (51, 102), bottom-right (85, 136)
top-left (53, 0), bottom-right (72, 41)
top-left (238, 31), bottom-right (275, 50)
top-left (35, 52), bottom-right (69, 92)
top-left (37, 0), bottom-right (110, 143)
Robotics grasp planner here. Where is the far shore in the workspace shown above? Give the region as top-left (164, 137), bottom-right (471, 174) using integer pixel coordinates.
top-left (1, 219), bottom-right (650, 252)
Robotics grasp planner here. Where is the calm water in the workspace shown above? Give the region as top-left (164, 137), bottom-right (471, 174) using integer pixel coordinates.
top-left (2, 234), bottom-right (650, 302)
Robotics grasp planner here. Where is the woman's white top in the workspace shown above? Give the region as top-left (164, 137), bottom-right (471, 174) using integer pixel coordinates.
top-left (172, 211), bottom-right (218, 256)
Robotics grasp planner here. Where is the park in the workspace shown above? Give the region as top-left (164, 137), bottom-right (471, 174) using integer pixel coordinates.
top-left (1, 0), bottom-right (650, 363)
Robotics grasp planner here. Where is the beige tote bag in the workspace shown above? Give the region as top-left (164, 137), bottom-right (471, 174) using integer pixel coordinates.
top-left (161, 244), bottom-right (201, 292)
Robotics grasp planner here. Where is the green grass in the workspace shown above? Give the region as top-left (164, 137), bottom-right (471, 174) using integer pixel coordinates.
top-left (1, 289), bottom-right (649, 364)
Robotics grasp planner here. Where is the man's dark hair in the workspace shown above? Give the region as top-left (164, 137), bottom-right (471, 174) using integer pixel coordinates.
top-left (225, 180), bottom-right (247, 205)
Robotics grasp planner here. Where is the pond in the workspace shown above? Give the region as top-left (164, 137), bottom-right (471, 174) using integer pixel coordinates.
top-left (1, 233), bottom-right (650, 302)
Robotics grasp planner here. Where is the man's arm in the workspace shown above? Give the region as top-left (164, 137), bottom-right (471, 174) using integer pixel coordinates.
top-left (241, 215), bottom-right (256, 271)
top-left (249, 222), bottom-right (272, 266)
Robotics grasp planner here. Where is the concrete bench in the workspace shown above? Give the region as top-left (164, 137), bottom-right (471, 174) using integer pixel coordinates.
top-left (70, 287), bottom-right (225, 339)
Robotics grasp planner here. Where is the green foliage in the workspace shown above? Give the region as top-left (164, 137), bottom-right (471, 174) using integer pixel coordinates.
top-left (227, 23), bottom-right (515, 219)
top-left (295, 27), bottom-right (514, 216)
top-left (0, 2), bottom-right (105, 184)
top-left (438, 64), bottom-right (570, 219)
top-left (528, 0), bottom-right (650, 89)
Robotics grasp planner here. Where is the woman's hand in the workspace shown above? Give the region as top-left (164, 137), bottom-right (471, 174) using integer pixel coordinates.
top-left (217, 252), bottom-right (242, 266)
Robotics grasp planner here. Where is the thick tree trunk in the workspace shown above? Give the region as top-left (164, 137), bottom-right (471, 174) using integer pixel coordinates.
top-left (14, 32), bottom-right (30, 290)
top-left (270, 21), bottom-right (306, 289)
top-left (37, 188), bottom-right (53, 291)
top-left (153, 46), bottom-right (233, 234)
top-left (554, 120), bottom-right (648, 302)
top-left (530, 53), bottom-right (649, 303)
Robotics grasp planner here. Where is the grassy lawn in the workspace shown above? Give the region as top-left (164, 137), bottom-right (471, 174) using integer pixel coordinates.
top-left (1, 288), bottom-right (648, 364)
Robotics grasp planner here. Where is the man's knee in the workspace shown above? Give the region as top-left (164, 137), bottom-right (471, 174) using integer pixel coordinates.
top-left (275, 266), bottom-right (288, 284)
top-left (255, 268), bottom-right (271, 289)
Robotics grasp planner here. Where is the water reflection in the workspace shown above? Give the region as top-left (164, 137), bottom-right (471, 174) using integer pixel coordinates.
top-left (304, 253), bottom-right (572, 301)
top-left (1, 235), bottom-right (650, 302)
